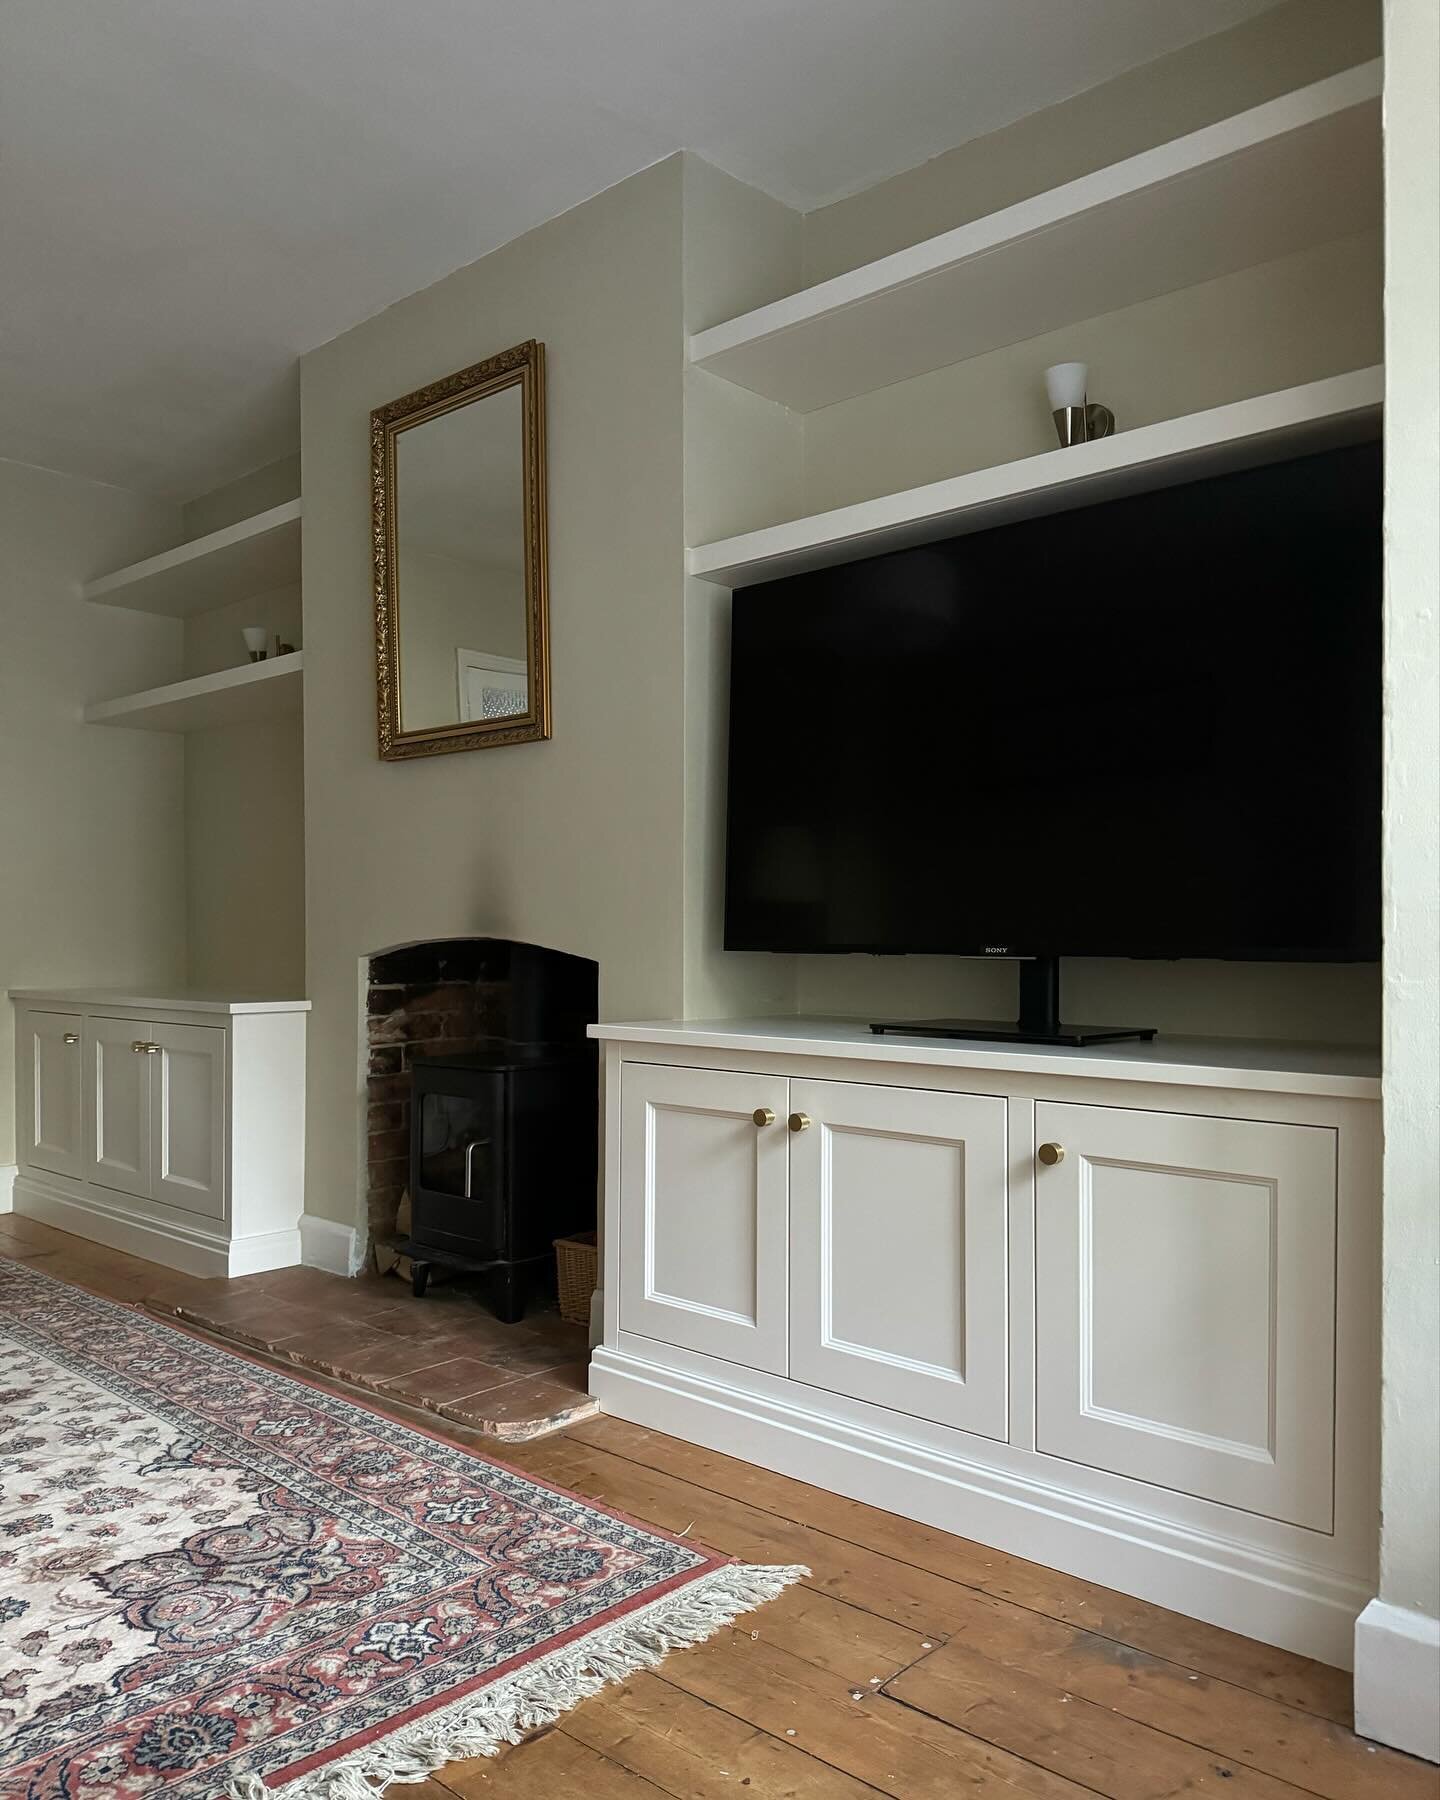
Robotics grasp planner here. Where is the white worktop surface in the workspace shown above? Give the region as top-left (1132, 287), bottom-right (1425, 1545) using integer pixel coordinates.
top-left (589, 1016), bottom-right (1380, 1100)
top-left (10, 987), bottom-right (311, 1015)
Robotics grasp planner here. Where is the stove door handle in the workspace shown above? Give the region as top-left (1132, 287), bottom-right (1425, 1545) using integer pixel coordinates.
top-left (464, 1137), bottom-right (484, 1198)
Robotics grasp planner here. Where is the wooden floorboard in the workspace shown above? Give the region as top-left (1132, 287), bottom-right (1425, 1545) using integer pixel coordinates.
top-left (563, 1414), bottom-right (1356, 1726)
top-left (464, 1423), bottom-right (1429, 1798)
top-left (438, 1730), bottom-right (676, 1796)
top-left (560, 1672), bottom-right (890, 1798)
top-left (644, 1616), bottom-right (1096, 1798)
top-left (6, 1225), bottom-right (1431, 1800)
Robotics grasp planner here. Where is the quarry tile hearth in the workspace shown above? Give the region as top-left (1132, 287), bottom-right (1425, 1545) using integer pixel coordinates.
top-left (1, 1216), bottom-right (597, 1440)
top-left (161, 1266), bottom-right (597, 1440)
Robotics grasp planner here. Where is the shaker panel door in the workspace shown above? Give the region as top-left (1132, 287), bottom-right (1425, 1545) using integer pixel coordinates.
top-left (619, 1062), bottom-right (789, 1374)
top-left (1034, 1102), bottom-right (1337, 1529)
top-left (151, 1023), bottom-right (227, 1219)
top-left (21, 1011), bottom-right (85, 1182)
top-left (87, 1018), bottom-right (153, 1200)
top-left (789, 1079), bottom-right (1009, 1439)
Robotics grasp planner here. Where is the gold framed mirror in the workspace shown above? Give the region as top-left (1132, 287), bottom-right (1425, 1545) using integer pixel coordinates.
top-left (372, 340), bottom-right (549, 759)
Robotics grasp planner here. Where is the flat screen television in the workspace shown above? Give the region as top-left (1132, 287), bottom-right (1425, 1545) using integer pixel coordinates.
top-left (723, 442), bottom-right (1382, 1041)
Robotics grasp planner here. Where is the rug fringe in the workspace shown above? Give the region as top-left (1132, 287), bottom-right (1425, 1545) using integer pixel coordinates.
top-left (227, 1562), bottom-right (808, 1800)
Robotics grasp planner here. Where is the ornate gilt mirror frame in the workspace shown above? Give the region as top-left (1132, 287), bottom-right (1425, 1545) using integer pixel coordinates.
top-left (372, 339), bottom-right (550, 760)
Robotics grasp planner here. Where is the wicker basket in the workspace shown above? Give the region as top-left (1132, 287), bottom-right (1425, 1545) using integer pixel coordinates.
top-left (554, 1231), bottom-right (598, 1326)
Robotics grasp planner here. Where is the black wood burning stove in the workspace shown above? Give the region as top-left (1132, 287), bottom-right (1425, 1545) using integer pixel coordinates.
top-left (401, 940), bottom-right (597, 1322)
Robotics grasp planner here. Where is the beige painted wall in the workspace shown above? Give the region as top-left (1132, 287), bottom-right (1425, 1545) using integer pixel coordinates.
top-left (300, 157), bottom-right (687, 1229)
top-left (178, 464), bottom-right (307, 995)
top-left (184, 584), bottom-right (303, 680)
top-left (184, 715), bottom-right (306, 995)
top-left (183, 454), bottom-right (302, 539)
top-left (800, 231), bottom-right (1382, 516)
top-left (803, 0), bottom-right (1380, 284)
top-left (0, 459), bottom-right (188, 1163)
top-left (1377, 0), bottom-right (1440, 1629)
top-left (795, 953), bottom-right (1382, 1045)
top-left (682, 156), bottom-right (804, 1020)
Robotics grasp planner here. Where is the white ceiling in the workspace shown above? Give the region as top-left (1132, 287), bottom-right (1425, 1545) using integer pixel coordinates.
top-left (2, 0), bottom-right (1276, 499)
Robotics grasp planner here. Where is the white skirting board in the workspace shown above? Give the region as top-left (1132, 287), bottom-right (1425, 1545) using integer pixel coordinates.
top-left (1354, 1600), bottom-right (1440, 1762)
top-left (590, 1343), bottom-right (1370, 1669)
top-left (13, 1173), bottom-right (300, 1279)
top-left (0, 1164), bottom-right (16, 1214)
top-left (300, 1212), bottom-right (363, 1277)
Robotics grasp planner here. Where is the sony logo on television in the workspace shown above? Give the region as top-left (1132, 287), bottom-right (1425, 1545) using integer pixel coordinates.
top-left (984, 946), bottom-right (1009, 955)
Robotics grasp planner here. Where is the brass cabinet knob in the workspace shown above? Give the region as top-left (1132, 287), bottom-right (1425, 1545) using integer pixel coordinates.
top-left (1038, 1142), bottom-right (1066, 1166)
top-left (131, 1040), bottom-right (148, 1054)
top-left (753, 1107), bottom-right (776, 1128)
top-left (788, 1112), bottom-right (812, 1133)
top-left (63, 1033), bottom-right (79, 1046)
top-left (132, 1040), bottom-right (160, 1055)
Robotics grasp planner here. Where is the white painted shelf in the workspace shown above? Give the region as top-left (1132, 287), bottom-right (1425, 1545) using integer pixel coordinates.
top-left (688, 367), bottom-right (1382, 588)
top-left (85, 652), bottom-right (304, 732)
top-left (590, 1017), bottom-right (1381, 1101)
top-left (83, 499), bottom-right (302, 617)
top-left (690, 63), bottom-right (1381, 413)
top-left (10, 987), bottom-right (310, 1015)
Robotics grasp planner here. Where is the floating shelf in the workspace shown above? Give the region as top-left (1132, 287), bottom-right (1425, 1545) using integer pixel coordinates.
top-left (690, 63), bottom-right (1381, 414)
top-left (85, 652), bottom-right (304, 732)
top-left (83, 499), bottom-right (302, 617)
top-left (688, 368), bottom-right (1382, 588)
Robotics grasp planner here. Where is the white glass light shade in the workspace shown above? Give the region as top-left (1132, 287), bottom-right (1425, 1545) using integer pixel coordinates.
top-left (1044, 361), bottom-right (1088, 410)
top-left (241, 626), bottom-right (268, 656)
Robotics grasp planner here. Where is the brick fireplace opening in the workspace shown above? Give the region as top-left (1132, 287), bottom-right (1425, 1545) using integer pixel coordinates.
top-left (363, 938), bottom-right (598, 1257)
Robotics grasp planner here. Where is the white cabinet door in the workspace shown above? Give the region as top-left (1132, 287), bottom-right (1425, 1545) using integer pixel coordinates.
top-left (20, 1011), bottom-right (85, 1182)
top-left (789, 1080), bottom-right (1009, 1439)
top-left (150, 1023), bottom-right (227, 1219)
top-left (619, 1062), bottom-right (789, 1374)
top-left (1034, 1102), bottom-right (1337, 1530)
top-left (87, 1018), bottom-right (153, 1200)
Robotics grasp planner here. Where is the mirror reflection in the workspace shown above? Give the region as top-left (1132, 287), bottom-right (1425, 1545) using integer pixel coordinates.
top-left (397, 384), bottom-right (528, 732)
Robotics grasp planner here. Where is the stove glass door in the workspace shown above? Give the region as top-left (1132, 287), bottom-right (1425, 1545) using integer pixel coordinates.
top-left (416, 1085), bottom-right (505, 1258)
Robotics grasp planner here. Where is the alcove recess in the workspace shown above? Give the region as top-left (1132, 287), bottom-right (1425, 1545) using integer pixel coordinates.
top-left (82, 467), bottom-right (306, 995)
top-left (681, 60), bottom-right (1384, 1048)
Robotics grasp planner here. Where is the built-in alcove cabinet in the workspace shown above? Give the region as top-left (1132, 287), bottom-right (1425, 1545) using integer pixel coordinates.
top-left (14, 481), bottom-right (309, 1256)
top-left (13, 990), bottom-right (308, 1277)
top-left (594, 1019), bottom-right (1380, 1667)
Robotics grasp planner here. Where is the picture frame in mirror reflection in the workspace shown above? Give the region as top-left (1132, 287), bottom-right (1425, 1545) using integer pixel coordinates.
top-left (372, 339), bottom-right (550, 759)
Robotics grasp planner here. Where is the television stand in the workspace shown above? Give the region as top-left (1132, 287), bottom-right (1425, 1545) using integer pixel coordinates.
top-left (869, 956), bottom-right (1156, 1048)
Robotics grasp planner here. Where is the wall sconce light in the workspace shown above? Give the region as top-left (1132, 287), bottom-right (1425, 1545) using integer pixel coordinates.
top-left (1045, 362), bottom-right (1115, 448)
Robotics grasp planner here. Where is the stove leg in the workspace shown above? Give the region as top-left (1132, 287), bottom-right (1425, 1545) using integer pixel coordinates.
top-left (411, 1261), bottom-right (432, 1299)
top-left (487, 1264), bottom-right (525, 1325)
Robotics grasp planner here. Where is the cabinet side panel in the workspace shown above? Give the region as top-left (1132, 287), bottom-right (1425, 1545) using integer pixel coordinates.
top-left (229, 1012), bottom-right (306, 1251)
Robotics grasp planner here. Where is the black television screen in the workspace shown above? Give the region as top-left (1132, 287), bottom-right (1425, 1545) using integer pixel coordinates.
top-left (724, 442), bottom-right (1382, 963)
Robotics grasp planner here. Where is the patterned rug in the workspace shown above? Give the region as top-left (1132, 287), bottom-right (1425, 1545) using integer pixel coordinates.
top-left (0, 1257), bottom-right (803, 1799)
